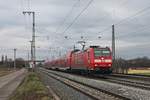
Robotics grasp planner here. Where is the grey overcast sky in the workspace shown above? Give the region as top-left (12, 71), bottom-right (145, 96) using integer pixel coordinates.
top-left (0, 0), bottom-right (150, 60)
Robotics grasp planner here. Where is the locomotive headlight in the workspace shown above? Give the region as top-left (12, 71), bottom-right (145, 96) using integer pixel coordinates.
top-left (95, 64), bottom-right (98, 66)
top-left (94, 59), bottom-right (101, 62)
top-left (105, 59), bottom-right (112, 62)
top-left (108, 64), bottom-right (111, 66)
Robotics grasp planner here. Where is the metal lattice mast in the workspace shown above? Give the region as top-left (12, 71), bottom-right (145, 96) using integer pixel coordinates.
top-left (112, 24), bottom-right (116, 72)
top-left (23, 11), bottom-right (36, 68)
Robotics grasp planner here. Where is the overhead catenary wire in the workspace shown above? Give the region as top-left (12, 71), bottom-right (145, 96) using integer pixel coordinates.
top-left (22, 0), bottom-right (32, 31)
top-left (96, 2), bottom-right (150, 35)
top-left (118, 0), bottom-right (131, 7)
top-left (115, 4), bottom-right (150, 25)
top-left (95, 0), bottom-right (131, 35)
top-left (85, 0), bottom-right (132, 36)
top-left (61, 0), bottom-right (94, 34)
top-left (98, 26), bottom-right (112, 34)
top-left (21, 0), bottom-right (31, 11)
top-left (55, 0), bottom-right (80, 33)
top-left (27, 0), bottom-right (31, 10)
top-left (117, 24), bottom-right (150, 38)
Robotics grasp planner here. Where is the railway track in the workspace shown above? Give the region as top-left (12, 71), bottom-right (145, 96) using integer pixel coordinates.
top-left (64, 71), bottom-right (150, 90)
top-left (40, 68), bottom-right (150, 100)
top-left (42, 71), bottom-right (122, 100)
top-left (110, 74), bottom-right (150, 81)
top-left (38, 68), bottom-right (147, 100)
top-left (56, 70), bottom-right (150, 91)
top-left (100, 75), bottom-right (150, 90)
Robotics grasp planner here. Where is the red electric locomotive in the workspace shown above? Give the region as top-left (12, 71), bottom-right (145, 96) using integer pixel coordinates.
top-left (44, 46), bottom-right (112, 74)
top-left (66, 46), bottom-right (112, 73)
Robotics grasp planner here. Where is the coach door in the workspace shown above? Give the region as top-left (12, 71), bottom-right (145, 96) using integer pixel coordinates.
top-left (88, 51), bottom-right (90, 64)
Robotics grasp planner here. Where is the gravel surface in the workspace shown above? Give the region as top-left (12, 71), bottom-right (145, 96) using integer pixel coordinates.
top-left (43, 71), bottom-right (121, 100)
top-left (40, 68), bottom-right (150, 100)
top-left (108, 75), bottom-right (150, 84)
top-left (38, 71), bottom-right (93, 100)
top-left (103, 76), bottom-right (150, 90)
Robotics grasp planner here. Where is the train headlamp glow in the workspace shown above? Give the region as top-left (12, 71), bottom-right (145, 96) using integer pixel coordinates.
top-left (95, 64), bottom-right (98, 66)
top-left (94, 59), bottom-right (101, 62)
top-left (108, 64), bottom-right (111, 66)
top-left (104, 59), bottom-right (112, 62)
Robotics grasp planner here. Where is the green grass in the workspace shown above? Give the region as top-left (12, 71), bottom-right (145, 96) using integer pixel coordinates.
top-left (9, 72), bottom-right (54, 100)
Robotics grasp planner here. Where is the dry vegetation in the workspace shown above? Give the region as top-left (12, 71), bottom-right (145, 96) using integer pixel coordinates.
top-left (9, 72), bottom-right (54, 100)
top-left (0, 67), bottom-right (15, 77)
top-left (128, 68), bottom-right (150, 75)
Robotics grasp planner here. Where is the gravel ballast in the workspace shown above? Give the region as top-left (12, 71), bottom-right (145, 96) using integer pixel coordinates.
top-left (40, 68), bottom-right (150, 100)
top-left (38, 70), bottom-right (94, 100)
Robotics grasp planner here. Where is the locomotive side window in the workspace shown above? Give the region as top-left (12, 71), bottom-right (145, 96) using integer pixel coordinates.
top-left (94, 48), bottom-right (110, 56)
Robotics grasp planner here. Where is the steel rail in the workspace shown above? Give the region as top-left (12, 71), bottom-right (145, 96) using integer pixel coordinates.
top-left (39, 68), bottom-right (131, 100)
top-left (110, 74), bottom-right (150, 81)
top-left (102, 75), bottom-right (150, 90)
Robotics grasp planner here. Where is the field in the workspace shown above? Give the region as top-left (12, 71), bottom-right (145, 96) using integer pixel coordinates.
top-left (128, 68), bottom-right (150, 75)
top-left (9, 72), bottom-right (54, 100)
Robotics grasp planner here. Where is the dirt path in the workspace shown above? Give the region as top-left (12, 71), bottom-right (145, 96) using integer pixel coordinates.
top-left (0, 69), bottom-right (27, 100)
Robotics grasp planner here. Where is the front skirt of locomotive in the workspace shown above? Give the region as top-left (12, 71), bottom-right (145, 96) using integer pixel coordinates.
top-left (90, 63), bottom-right (112, 74)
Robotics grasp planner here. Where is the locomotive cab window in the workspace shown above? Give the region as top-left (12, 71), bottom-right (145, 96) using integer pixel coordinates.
top-left (94, 48), bottom-right (110, 56)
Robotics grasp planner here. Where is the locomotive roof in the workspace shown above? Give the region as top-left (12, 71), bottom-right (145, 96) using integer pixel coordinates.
top-left (70, 46), bottom-right (110, 53)
top-left (90, 46), bottom-right (100, 48)
top-left (89, 46), bottom-right (110, 49)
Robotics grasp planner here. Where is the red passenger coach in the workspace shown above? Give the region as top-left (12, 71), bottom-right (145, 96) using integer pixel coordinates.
top-left (44, 46), bottom-right (112, 74)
